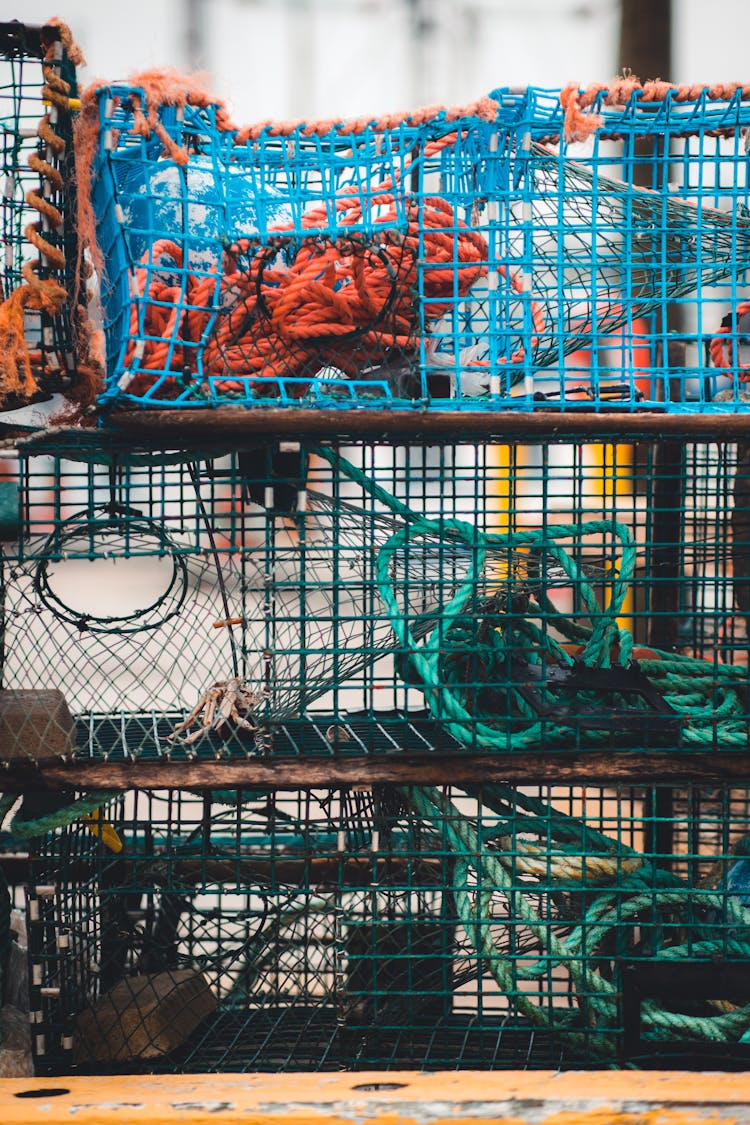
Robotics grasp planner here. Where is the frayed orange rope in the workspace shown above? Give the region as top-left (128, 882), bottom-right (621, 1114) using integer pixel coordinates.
top-left (0, 263), bottom-right (67, 399)
top-left (561, 76), bottom-right (750, 142)
top-left (575, 76), bottom-right (750, 109)
top-left (45, 17), bottom-right (87, 68)
top-left (560, 83), bottom-right (604, 143)
top-left (237, 95), bottom-right (500, 142)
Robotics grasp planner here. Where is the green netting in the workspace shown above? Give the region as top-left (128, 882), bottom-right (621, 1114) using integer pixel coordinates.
top-left (0, 437), bottom-right (748, 767)
top-left (25, 783), bottom-right (750, 1074)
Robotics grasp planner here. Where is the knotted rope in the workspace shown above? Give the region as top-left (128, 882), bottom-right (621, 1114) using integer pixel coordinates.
top-left (315, 445), bottom-right (748, 750)
top-left (120, 136), bottom-right (489, 397)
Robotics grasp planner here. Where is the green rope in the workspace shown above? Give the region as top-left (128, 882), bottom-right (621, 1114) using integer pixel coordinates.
top-left (315, 444), bottom-right (747, 749)
top-left (6, 791), bottom-right (118, 839)
top-left (403, 783), bottom-right (750, 1049)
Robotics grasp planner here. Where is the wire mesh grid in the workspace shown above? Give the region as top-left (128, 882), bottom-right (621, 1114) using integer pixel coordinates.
top-left (24, 781), bottom-right (750, 1074)
top-left (87, 81), bottom-right (750, 413)
top-left (0, 433), bottom-right (749, 760)
top-left (0, 22), bottom-right (81, 405)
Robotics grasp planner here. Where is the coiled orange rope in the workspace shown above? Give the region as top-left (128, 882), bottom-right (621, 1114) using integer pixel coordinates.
top-left (122, 135), bottom-right (492, 396)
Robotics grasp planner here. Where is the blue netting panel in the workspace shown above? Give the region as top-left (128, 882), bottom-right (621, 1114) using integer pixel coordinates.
top-left (89, 83), bottom-right (750, 413)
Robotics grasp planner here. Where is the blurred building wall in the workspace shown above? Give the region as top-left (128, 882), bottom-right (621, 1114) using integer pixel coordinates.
top-left (10, 0), bottom-right (747, 125)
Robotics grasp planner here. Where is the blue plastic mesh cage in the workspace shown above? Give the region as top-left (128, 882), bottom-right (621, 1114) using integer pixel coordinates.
top-left (86, 81), bottom-right (750, 414)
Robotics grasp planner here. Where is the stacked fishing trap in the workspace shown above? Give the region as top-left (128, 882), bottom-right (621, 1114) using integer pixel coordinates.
top-left (3, 19), bottom-right (750, 1078)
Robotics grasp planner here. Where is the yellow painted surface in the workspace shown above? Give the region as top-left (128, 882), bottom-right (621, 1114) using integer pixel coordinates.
top-left (2, 1071), bottom-right (750, 1124)
top-left (588, 441), bottom-right (635, 635)
top-left (486, 443), bottom-right (515, 539)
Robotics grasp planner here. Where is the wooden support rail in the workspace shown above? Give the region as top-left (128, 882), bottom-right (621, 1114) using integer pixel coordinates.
top-left (107, 407), bottom-right (750, 442)
top-left (3, 749), bottom-right (750, 791)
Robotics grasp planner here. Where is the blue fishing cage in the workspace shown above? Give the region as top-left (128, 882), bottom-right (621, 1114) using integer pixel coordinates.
top-left (86, 80), bottom-right (750, 415)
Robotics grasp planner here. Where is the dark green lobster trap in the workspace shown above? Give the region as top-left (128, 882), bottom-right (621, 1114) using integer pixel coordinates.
top-left (0, 421), bottom-right (749, 1076)
top-left (24, 780), bottom-right (750, 1074)
top-left (1, 431), bottom-right (749, 763)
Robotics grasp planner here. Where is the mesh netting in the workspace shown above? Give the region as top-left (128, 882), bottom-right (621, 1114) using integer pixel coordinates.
top-left (0, 21), bottom-right (95, 409)
top-left (3, 479), bottom-right (608, 736)
top-left (84, 78), bottom-right (750, 412)
top-left (1, 437), bottom-right (749, 763)
top-left (25, 783), bottom-right (750, 1074)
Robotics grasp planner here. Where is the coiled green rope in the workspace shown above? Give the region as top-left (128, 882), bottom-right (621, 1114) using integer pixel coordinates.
top-left (314, 445), bottom-right (750, 1047)
top-left (404, 783), bottom-right (750, 1049)
top-left (315, 445), bottom-right (748, 748)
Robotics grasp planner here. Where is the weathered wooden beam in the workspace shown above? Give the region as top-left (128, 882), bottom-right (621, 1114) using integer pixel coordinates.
top-left (3, 749), bottom-right (750, 791)
top-left (108, 407), bottom-right (750, 442)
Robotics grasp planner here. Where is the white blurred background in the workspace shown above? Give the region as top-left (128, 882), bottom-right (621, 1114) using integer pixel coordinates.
top-left (4, 0), bottom-right (749, 125)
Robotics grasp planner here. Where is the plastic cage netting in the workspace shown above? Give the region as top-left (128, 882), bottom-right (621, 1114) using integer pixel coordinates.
top-left (87, 82), bottom-right (750, 413)
top-left (1, 435), bottom-right (749, 761)
top-left (25, 782), bottom-right (750, 1074)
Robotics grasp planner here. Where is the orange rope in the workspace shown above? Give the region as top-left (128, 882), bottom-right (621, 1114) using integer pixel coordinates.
top-left (45, 17), bottom-right (87, 68)
top-left (0, 27), bottom-right (72, 401)
top-left (0, 19), bottom-right (104, 406)
top-left (710, 301), bottom-right (750, 382)
top-left (0, 265), bottom-right (66, 398)
top-left (561, 77), bottom-right (750, 143)
top-left (123, 136), bottom-right (492, 396)
top-left (236, 95), bottom-right (500, 142)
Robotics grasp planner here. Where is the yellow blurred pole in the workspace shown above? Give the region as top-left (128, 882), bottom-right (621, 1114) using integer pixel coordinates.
top-left (592, 440), bottom-right (635, 635)
top-left (484, 443), bottom-right (515, 589)
top-left (486, 444), bottom-right (514, 537)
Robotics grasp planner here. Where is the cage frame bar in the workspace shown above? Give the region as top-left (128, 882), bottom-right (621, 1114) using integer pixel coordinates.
top-left (4, 748), bottom-right (750, 792)
top-left (104, 410), bottom-right (750, 443)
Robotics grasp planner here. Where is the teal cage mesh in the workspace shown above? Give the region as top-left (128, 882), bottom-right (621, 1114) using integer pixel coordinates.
top-left (0, 21), bottom-right (83, 408)
top-left (24, 781), bottom-right (750, 1074)
top-left (87, 81), bottom-right (750, 414)
top-left (0, 434), bottom-right (749, 761)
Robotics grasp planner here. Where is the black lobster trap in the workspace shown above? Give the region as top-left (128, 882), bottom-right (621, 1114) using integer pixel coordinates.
top-left (0, 20), bottom-right (89, 408)
top-left (23, 780), bottom-right (750, 1075)
top-left (0, 429), bottom-right (749, 764)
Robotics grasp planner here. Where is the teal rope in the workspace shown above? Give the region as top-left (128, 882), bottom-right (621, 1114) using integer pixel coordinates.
top-left (312, 446), bottom-right (750, 1046)
top-left (7, 791), bottom-right (118, 840)
top-left (315, 444), bottom-right (747, 748)
top-left (403, 783), bottom-right (750, 1048)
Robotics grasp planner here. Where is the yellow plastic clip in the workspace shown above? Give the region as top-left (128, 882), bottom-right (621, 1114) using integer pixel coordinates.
top-left (82, 811), bottom-right (123, 854)
top-left (42, 97), bottom-right (82, 112)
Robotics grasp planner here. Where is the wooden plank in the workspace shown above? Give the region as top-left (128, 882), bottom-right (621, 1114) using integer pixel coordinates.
top-left (3, 749), bottom-right (750, 791)
top-left (0, 690), bottom-right (76, 764)
top-left (3, 1070), bottom-right (750, 1124)
top-left (108, 407), bottom-right (750, 442)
